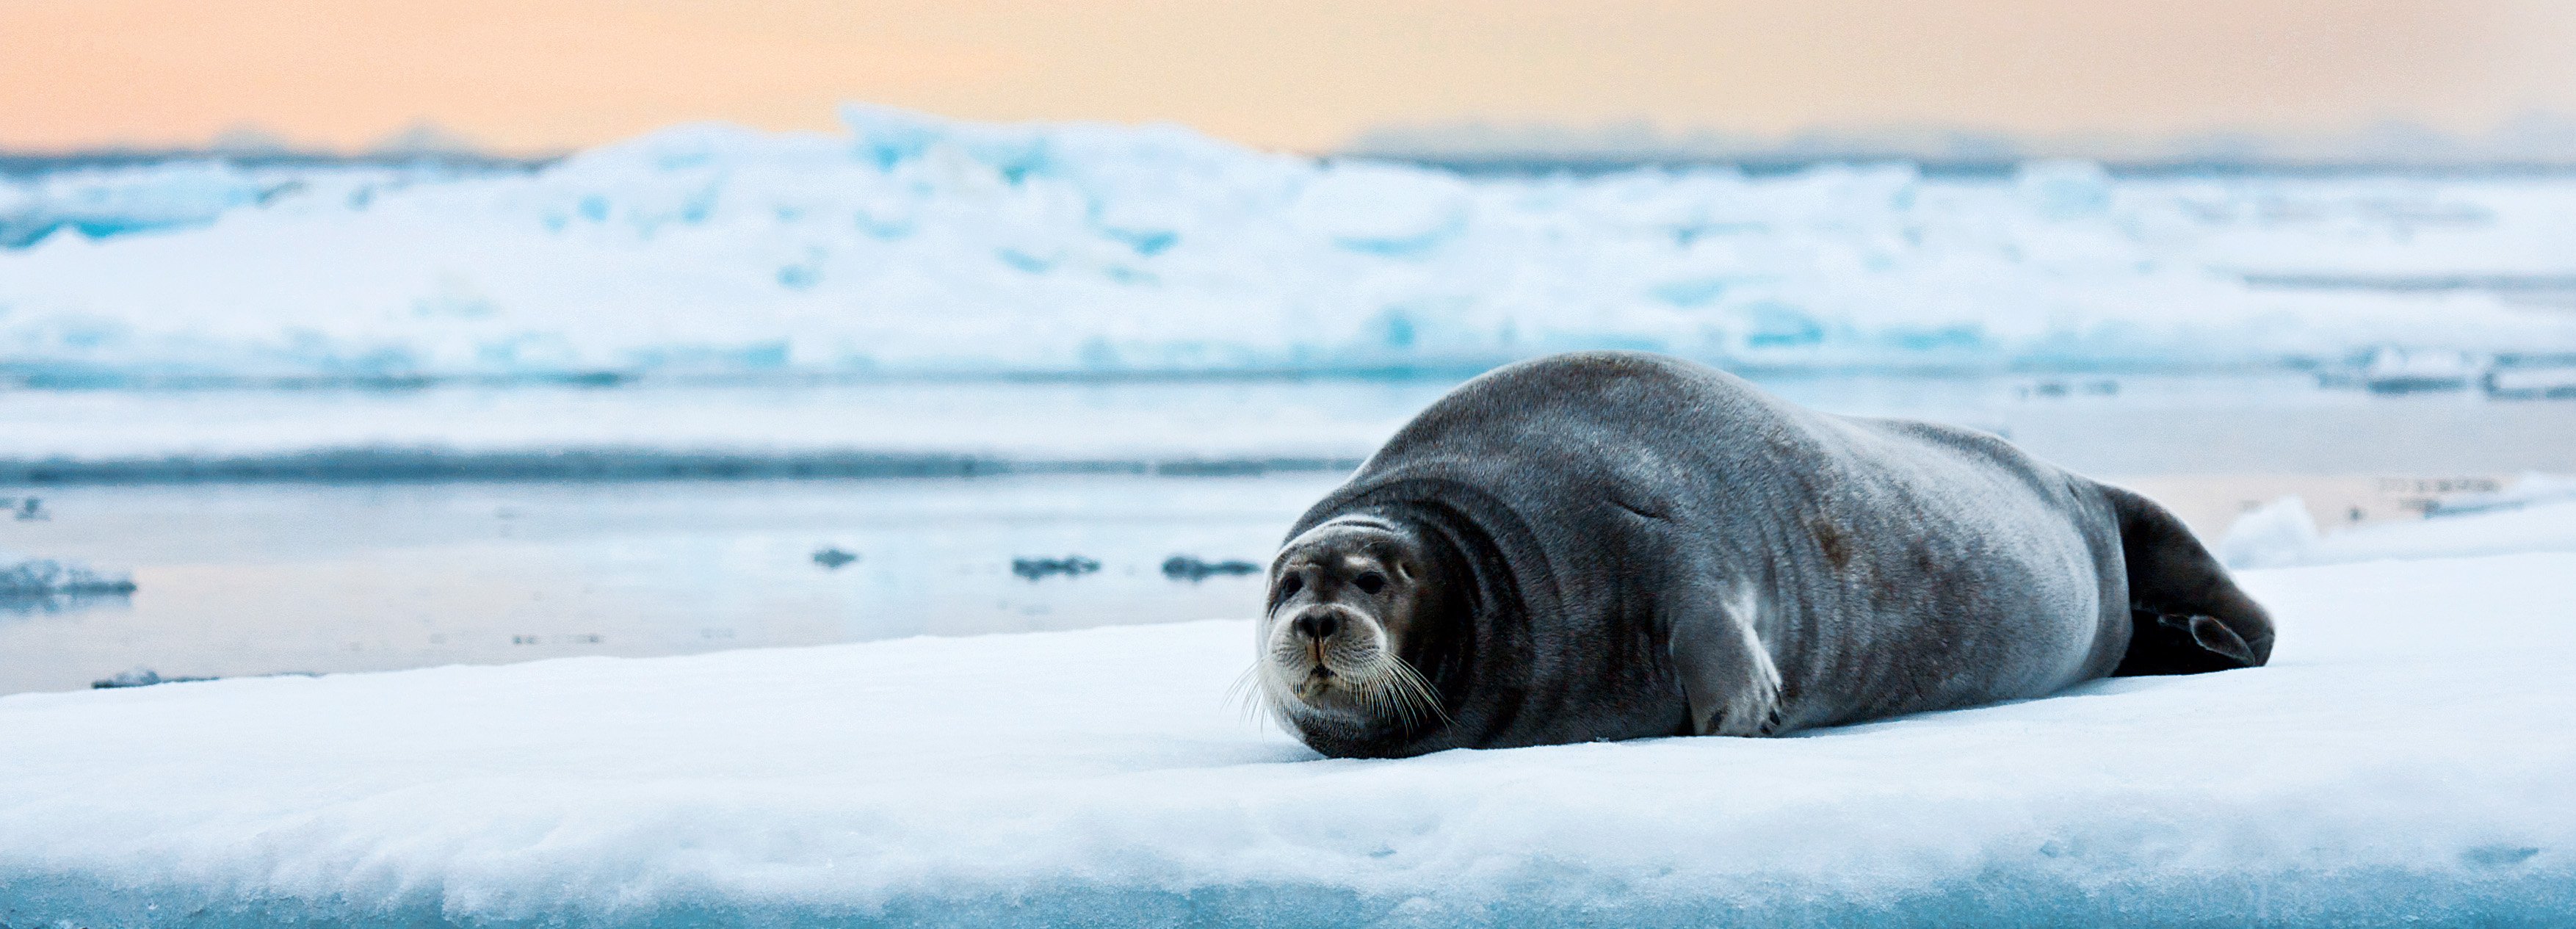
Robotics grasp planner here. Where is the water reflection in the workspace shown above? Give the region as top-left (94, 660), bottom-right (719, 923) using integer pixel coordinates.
top-left (0, 474), bottom-right (1342, 695)
top-left (0, 590), bottom-right (134, 618)
top-left (4, 372), bottom-right (2572, 697)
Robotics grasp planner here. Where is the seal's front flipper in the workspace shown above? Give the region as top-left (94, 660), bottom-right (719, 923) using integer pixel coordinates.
top-left (1668, 583), bottom-right (1783, 736)
top-left (2102, 486), bottom-right (2277, 676)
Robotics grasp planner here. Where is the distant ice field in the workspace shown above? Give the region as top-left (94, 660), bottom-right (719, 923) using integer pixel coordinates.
top-left (2, 538), bottom-right (2571, 928)
top-left (7, 105), bottom-right (2576, 383)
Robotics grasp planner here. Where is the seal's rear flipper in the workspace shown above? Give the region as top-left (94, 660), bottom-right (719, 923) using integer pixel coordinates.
top-left (2121, 610), bottom-right (2260, 675)
top-left (2102, 486), bottom-right (2277, 676)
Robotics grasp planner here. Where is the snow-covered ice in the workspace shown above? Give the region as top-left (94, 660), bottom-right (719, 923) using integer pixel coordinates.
top-left (2221, 474), bottom-right (2576, 568)
top-left (2432, 471), bottom-right (2576, 516)
top-left (2218, 495), bottom-right (2328, 568)
top-left (2485, 362), bottom-right (2576, 400)
top-left (3, 542), bottom-right (2570, 925)
top-left (2361, 345), bottom-right (2478, 394)
top-left (7, 105), bottom-right (2576, 382)
top-left (0, 162), bottom-right (418, 249)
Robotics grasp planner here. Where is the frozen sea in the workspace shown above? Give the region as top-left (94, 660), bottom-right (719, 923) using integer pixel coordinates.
top-left (7, 105), bottom-right (2576, 695)
top-left (3, 507), bottom-right (2573, 928)
top-left (8, 107), bottom-right (2576, 925)
top-left (5, 371), bottom-right (2574, 696)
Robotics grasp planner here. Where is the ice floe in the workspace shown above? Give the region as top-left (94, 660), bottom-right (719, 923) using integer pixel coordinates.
top-left (2221, 474), bottom-right (2576, 568)
top-left (1, 543), bottom-right (2569, 925)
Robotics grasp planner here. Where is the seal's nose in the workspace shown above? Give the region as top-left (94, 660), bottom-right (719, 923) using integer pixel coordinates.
top-left (1290, 612), bottom-right (1340, 641)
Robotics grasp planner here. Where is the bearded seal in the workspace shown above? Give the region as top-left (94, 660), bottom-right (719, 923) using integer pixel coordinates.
top-left (1256, 351), bottom-right (2273, 759)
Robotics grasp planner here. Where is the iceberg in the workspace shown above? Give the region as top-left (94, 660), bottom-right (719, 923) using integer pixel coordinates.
top-left (2360, 346), bottom-right (2478, 394)
top-left (2218, 496), bottom-right (2327, 568)
top-left (87, 668), bottom-right (222, 690)
top-left (2483, 361), bottom-right (2576, 400)
top-left (1, 547), bottom-right (2571, 926)
top-left (0, 551), bottom-right (136, 596)
top-left (7, 106), bottom-right (2576, 383)
top-left (2428, 471), bottom-right (2576, 516)
top-left (0, 551), bottom-right (136, 616)
top-left (0, 161), bottom-right (471, 250)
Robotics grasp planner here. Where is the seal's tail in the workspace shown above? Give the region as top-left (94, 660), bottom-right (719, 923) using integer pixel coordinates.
top-left (2100, 485), bottom-right (2278, 676)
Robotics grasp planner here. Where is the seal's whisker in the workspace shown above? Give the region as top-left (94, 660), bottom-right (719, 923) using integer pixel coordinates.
top-left (1391, 656), bottom-right (1450, 727)
top-left (1340, 655), bottom-right (1439, 731)
top-left (1223, 663), bottom-right (1265, 723)
top-left (1372, 658), bottom-right (1444, 729)
top-left (1356, 670), bottom-right (1407, 728)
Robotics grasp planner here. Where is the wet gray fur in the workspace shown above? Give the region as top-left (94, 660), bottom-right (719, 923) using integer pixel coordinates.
top-left (1275, 351), bottom-right (2273, 758)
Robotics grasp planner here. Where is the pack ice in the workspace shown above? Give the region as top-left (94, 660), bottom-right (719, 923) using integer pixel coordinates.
top-left (0, 551), bottom-right (136, 599)
top-left (2223, 474), bottom-right (2576, 568)
top-left (7, 104), bottom-right (2576, 382)
top-left (2, 512), bottom-right (2571, 927)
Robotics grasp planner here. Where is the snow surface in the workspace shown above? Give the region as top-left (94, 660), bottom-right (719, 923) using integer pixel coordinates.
top-left (7, 105), bottom-right (2576, 381)
top-left (0, 163), bottom-right (408, 249)
top-left (2221, 473), bottom-right (2576, 568)
top-left (2218, 496), bottom-right (2326, 568)
top-left (3, 545), bottom-right (2571, 925)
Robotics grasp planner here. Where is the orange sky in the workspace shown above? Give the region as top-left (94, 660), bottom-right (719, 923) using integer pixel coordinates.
top-left (6, 0), bottom-right (2575, 153)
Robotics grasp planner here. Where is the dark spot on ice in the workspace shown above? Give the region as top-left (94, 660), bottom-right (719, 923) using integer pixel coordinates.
top-left (92, 668), bottom-right (317, 689)
top-left (1162, 556), bottom-right (1259, 582)
top-left (776, 264), bottom-right (822, 290)
top-left (811, 547), bottom-right (858, 569)
top-left (2461, 845), bottom-right (2541, 868)
top-left (92, 668), bottom-right (221, 689)
top-left (1101, 228), bottom-right (1177, 256)
top-left (995, 248), bottom-right (1055, 274)
top-left (1013, 555), bottom-right (1101, 581)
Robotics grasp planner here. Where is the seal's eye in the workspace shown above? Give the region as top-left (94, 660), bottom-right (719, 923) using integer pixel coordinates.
top-left (1278, 575), bottom-right (1304, 599)
top-left (1353, 571), bottom-right (1387, 595)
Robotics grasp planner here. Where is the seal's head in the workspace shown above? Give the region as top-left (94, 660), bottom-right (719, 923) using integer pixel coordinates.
top-left (1257, 513), bottom-right (1452, 736)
